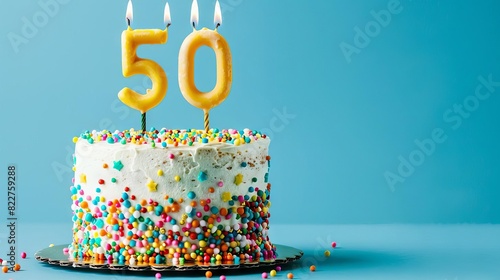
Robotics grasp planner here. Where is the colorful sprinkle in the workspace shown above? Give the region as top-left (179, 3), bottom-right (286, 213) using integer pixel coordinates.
top-left (113, 160), bottom-right (124, 171)
top-left (332, 241), bottom-right (337, 248)
top-left (146, 179), bottom-right (158, 192)
top-left (287, 273), bottom-right (294, 279)
top-left (310, 265), bottom-right (316, 271)
top-left (324, 250), bottom-right (331, 257)
top-left (198, 171), bottom-right (208, 182)
top-left (20, 252), bottom-right (26, 259)
top-left (187, 191), bottom-right (196, 199)
top-left (80, 174), bottom-right (87, 183)
top-left (205, 270), bottom-right (213, 278)
top-left (234, 174), bottom-right (243, 185)
top-left (270, 270), bottom-right (277, 277)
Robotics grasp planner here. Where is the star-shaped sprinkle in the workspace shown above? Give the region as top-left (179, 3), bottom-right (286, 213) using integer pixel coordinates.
top-left (234, 174), bottom-right (243, 186)
top-left (198, 171), bottom-right (208, 182)
top-left (147, 179), bottom-right (158, 192)
top-left (221, 192), bottom-right (231, 202)
top-left (80, 173), bottom-right (87, 183)
top-left (113, 160), bottom-right (124, 171)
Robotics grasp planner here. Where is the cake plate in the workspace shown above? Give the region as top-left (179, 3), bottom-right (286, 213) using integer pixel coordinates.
top-left (35, 244), bottom-right (303, 272)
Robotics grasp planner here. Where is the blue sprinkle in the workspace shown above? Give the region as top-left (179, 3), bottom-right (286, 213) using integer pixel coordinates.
top-left (198, 171), bottom-right (208, 182)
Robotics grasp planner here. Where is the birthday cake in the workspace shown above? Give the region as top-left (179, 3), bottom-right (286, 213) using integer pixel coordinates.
top-left (68, 128), bottom-right (275, 265)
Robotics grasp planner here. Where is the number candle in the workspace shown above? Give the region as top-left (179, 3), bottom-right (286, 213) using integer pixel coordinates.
top-left (178, 0), bottom-right (232, 133)
top-left (119, 0), bottom-right (171, 131)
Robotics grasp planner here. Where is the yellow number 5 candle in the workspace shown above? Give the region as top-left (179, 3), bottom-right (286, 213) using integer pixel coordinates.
top-left (178, 0), bottom-right (232, 132)
top-left (119, 0), bottom-right (171, 131)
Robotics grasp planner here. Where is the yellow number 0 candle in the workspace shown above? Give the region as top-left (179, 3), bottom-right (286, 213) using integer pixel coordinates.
top-left (178, 0), bottom-right (232, 132)
top-left (119, 1), bottom-right (170, 130)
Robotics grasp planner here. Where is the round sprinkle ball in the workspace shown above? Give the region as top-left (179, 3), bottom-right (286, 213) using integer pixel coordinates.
top-left (49, 244), bottom-right (55, 247)
top-left (262, 272), bottom-right (268, 279)
top-left (270, 270), bottom-right (277, 277)
top-left (276, 266), bottom-right (282, 272)
top-left (220, 276), bottom-right (226, 280)
top-left (310, 265), bottom-right (316, 271)
top-left (324, 250), bottom-right (331, 257)
top-left (20, 252), bottom-right (26, 259)
top-left (332, 241), bottom-right (337, 248)
top-left (205, 270), bottom-right (213, 278)
top-left (155, 272), bottom-right (162, 279)
top-left (2, 266), bottom-right (7, 273)
top-left (287, 273), bottom-right (294, 279)
top-left (14, 264), bottom-right (20, 271)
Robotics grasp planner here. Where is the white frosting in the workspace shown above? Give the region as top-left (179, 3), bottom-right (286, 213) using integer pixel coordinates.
top-left (71, 136), bottom-right (273, 261)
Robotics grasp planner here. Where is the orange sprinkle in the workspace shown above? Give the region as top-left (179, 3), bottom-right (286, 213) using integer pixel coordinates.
top-left (190, 201), bottom-right (197, 207)
top-left (208, 187), bottom-right (215, 193)
top-left (219, 208), bottom-right (228, 216)
top-left (191, 220), bottom-right (200, 228)
top-left (103, 163), bottom-right (108, 168)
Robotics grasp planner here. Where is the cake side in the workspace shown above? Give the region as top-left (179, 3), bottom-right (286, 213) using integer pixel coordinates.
top-left (69, 128), bottom-right (274, 265)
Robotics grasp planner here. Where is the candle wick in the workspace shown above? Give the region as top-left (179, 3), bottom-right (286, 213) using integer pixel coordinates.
top-left (192, 22), bottom-right (196, 29)
top-left (166, 23), bottom-right (171, 28)
top-left (215, 23), bottom-right (220, 30)
top-left (127, 18), bottom-right (131, 27)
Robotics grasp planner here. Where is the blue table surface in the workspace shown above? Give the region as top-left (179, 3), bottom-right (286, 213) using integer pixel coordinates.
top-left (2, 223), bottom-right (499, 280)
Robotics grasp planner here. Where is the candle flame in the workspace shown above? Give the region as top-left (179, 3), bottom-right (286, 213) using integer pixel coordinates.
top-left (164, 2), bottom-right (171, 27)
top-left (191, 0), bottom-right (199, 29)
top-left (126, 0), bottom-right (133, 25)
top-left (214, 0), bottom-right (222, 28)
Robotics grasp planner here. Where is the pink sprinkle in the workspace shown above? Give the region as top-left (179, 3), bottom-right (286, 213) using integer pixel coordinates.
top-left (169, 153), bottom-right (175, 159)
top-left (79, 190), bottom-right (84, 195)
top-left (21, 252), bottom-right (27, 259)
top-left (262, 272), bottom-right (268, 279)
top-left (155, 273), bottom-right (162, 279)
top-left (86, 195), bottom-right (92, 201)
top-left (217, 181), bottom-right (224, 187)
top-left (276, 266), bottom-right (282, 271)
top-left (220, 276), bottom-right (226, 280)
top-left (332, 242), bottom-right (337, 248)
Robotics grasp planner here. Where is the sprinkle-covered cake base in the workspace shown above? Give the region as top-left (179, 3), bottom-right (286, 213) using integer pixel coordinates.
top-left (69, 128), bottom-right (275, 265)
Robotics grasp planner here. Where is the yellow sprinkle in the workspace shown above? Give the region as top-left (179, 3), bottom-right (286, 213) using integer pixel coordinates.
top-left (234, 173), bottom-right (243, 185)
top-left (221, 192), bottom-right (231, 202)
top-left (146, 179), bottom-right (158, 192)
top-left (174, 175), bottom-right (181, 182)
top-left (72, 137), bottom-right (79, 143)
top-left (72, 166), bottom-right (76, 172)
top-left (324, 250), bottom-right (331, 257)
top-left (49, 244), bottom-right (55, 247)
top-left (80, 173), bottom-right (87, 183)
top-left (157, 170), bottom-right (164, 176)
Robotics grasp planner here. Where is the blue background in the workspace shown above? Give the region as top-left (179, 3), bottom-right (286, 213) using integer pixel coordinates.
top-left (1, 0), bottom-right (500, 228)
